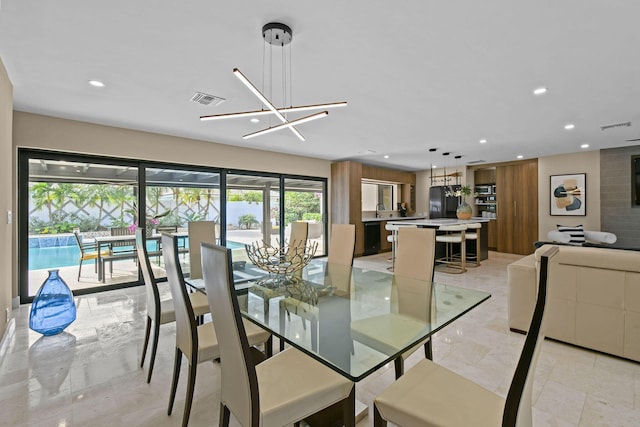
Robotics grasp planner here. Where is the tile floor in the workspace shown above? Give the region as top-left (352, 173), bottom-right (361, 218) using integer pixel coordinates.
top-left (2, 251), bottom-right (640, 426)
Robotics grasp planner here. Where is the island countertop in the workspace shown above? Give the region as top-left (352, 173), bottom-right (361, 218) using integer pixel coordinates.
top-left (361, 215), bottom-right (426, 223)
top-left (386, 217), bottom-right (490, 227)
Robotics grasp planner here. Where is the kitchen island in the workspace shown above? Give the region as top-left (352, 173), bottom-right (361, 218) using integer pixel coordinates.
top-left (387, 217), bottom-right (491, 261)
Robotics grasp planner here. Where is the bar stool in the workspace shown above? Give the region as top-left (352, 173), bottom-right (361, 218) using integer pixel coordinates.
top-left (435, 224), bottom-right (466, 273)
top-left (464, 223), bottom-right (482, 267)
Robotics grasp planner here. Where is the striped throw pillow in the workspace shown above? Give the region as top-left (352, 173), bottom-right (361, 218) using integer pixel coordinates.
top-left (557, 225), bottom-right (585, 245)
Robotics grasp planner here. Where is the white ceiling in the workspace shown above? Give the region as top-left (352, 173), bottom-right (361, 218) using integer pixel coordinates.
top-left (1, 1), bottom-right (639, 172)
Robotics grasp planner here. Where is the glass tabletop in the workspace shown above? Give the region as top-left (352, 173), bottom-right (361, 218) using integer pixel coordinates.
top-left (188, 259), bottom-right (490, 382)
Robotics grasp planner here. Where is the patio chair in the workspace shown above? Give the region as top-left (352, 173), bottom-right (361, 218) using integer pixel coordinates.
top-left (73, 231), bottom-right (110, 281)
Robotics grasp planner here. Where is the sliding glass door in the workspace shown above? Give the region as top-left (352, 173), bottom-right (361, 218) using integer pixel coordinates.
top-left (19, 149), bottom-right (327, 303)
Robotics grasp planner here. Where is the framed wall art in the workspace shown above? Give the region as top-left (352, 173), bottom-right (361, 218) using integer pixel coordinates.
top-left (550, 173), bottom-right (586, 216)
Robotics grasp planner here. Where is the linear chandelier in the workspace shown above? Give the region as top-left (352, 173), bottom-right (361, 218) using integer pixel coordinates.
top-left (200, 22), bottom-right (347, 142)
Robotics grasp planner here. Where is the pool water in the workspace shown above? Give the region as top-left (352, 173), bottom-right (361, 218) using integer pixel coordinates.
top-left (28, 240), bottom-right (246, 271)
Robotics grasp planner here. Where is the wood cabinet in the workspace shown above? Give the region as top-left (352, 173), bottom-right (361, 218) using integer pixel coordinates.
top-left (487, 219), bottom-right (498, 250)
top-left (331, 161), bottom-right (416, 256)
top-left (496, 159), bottom-right (538, 255)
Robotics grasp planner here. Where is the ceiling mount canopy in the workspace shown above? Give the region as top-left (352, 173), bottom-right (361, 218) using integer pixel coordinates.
top-left (200, 22), bottom-right (347, 142)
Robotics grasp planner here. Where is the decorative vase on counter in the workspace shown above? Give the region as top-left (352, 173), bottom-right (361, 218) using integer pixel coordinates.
top-left (29, 270), bottom-right (76, 336)
top-left (456, 200), bottom-right (473, 220)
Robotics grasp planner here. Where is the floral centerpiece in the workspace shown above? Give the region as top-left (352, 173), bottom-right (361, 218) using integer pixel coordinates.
top-left (445, 185), bottom-right (475, 220)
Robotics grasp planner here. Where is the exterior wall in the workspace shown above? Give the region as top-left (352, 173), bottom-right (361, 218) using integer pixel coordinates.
top-left (0, 56), bottom-right (13, 340)
top-left (537, 151), bottom-right (601, 240)
top-left (600, 145), bottom-right (640, 247)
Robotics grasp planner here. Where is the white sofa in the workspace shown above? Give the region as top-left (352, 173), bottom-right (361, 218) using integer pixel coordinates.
top-left (508, 244), bottom-right (640, 362)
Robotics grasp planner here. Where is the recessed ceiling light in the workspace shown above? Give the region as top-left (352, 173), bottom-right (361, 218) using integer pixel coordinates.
top-left (517, 155), bottom-right (523, 159)
top-left (88, 80), bottom-right (105, 88)
top-left (564, 123), bottom-right (575, 130)
top-left (533, 87), bottom-right (547, 95)
top-left (383, 155), bottom-right (389, 159)
top-left (581, 143), bottom-right (589, 149)
top-left (479, 139), bottom-right (487, 144)
top-left (431, 165), bottom-right (437, 169)
top-left (250, 118), bottom-right (260, 123)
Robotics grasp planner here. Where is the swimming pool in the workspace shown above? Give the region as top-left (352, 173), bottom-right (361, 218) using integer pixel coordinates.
top-left (28, 240), bottom-right (246, 271)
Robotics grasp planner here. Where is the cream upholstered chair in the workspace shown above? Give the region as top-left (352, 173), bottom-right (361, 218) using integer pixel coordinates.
top-left (188, 220), bottom-right (216, 280)
top-left (435, 224), bottom-right (467, 273)
top-left (373, 246), bottom-right (558, 427)
top-left (162, 234), bottom-right (271, 427)
top-left (464, 222), bottom-right (482, 267)
top-left (200, 242), bottom-right (355, 427)
top-left (73, 231), bottom-right (110, 281)
top-left (286, 220), bottom-right (308, 261)
top-left (277, 223), bottom-right (353, 352)
top-left (136, 229), bottom-right (210, 383)
top-left (328, 223), bottom-right (356, 266)
top-left (351, 227), bottom-right (436, 379)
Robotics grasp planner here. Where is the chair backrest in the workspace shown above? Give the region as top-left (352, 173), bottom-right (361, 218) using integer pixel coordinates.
top-left (135, 229), bottom-right (160, 323)
top-left (502, 245), bottom-right (558, 426)
top-left (188, 220), bottom-right (216, 280)
top-left (201, 242), bottom-right (259, 427)
top-left (392, 275), bottom-right (432, 323)
top-left (162, 234), bottom-right (198, 360)
top-left (73, 231), bottom-right (86, 254)
top-left (286, 221), bottom-right (309, 261)
top-left (394, 227), bottom-right (436, 281)
top-left (327, 223), bottom-right (356, 266)
top-left (110, 226), bottom-right (134, 249)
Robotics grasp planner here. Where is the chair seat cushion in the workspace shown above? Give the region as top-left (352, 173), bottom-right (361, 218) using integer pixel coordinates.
top-left (350, 314), bottom-right (428, 356)
top-left (375, 359), bottom-right (504, 427)
top-left (196, 322), bottom-right (220, 363)
top-left (242, 319), bottom-right (271, 347)
top-left (256, 348), bottom-right (353, 426)
top-left (189, 291), bottom-right (211, 317)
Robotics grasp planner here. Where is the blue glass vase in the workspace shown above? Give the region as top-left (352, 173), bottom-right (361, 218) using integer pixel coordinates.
top-left (29, 270), bottom-right (77, 336)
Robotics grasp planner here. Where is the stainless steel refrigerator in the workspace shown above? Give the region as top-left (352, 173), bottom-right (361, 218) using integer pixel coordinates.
top-left (428, 185), bottom-right (460, 218)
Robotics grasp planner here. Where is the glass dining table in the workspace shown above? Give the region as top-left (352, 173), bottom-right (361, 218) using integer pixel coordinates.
top-left (186, 258), bottom-right (491, 383)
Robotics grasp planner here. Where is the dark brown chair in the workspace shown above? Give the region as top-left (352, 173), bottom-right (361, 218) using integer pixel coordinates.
top-left (200, 242), bottom-right (355, 427)
top-left (373, 246), bottom-right (558, 427)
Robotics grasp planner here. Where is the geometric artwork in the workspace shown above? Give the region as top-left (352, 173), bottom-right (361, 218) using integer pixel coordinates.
top-left (550, 173), bottom-right (586, 216)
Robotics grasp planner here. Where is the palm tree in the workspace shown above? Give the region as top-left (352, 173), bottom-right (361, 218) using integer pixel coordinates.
top-left (30, 182), bottom-right (55, 222)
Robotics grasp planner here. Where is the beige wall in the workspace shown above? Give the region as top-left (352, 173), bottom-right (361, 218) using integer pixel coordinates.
top-left (0, 56), bottom-right (13, 340)
top-left (14, 112), bottom-right (331, 177)
top-left (537, 150), bottom-right (601, 240)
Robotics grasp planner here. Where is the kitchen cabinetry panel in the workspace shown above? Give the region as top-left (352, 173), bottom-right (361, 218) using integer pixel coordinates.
top-left (496, 159), bottom-right (538, 255)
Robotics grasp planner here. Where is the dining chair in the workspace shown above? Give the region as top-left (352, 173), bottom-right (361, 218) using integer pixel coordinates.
top-left (351, 227), bottom-right (436, 379)
top-left (136, 229), bottom-right (210, 384)
top-left (327, 223), bottom-right (356, 266)
top-left (188, 220), bottom-right (216, 280)
top-left (200, 242), bottom-right (355, 427)
top-left (73, 231), bottom-right (111, 281)
top-left (286, 221), bottom-right (308, 262)
top-left (277, 223), bottom-right (355, 351)
top-left (162, 234), bottom-right (272, 427)
top-left (464, 222), bottom-right (482, 267)
top-left (373, 245), bottom-right (558, 427)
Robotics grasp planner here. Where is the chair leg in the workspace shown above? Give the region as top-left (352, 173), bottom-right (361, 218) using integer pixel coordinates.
top-left (342, 387), bottom-right (356, 427)
top-left (140, 316), bottom-right (152, 368)
top-left (265, 335), bottom-right (273, 358)
top-left (77, 260), bottom-right (82, 281)
top-left (219, 403), bottom-right (230, 427)
top-left (394, 357), bottom-right (404, 379)
top-left (181, 361), bottom-right (198, 427)
top-left (168, 348), bottom-right (182, 416)
top-left (147, 319), bottom-right (161, 383)
top-left (424, 339), bottom-right (433, 360)
top-left (373, 403), bottom-right (388, 427)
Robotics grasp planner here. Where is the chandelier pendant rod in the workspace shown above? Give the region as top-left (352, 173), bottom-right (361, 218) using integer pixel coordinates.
top-left (243, 111), bottom-right (328, 140)
top-left (199, 101), bottom-right (347, 121)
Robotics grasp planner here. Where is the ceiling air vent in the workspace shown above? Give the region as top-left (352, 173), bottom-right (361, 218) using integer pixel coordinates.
top-left (601, 121), bottom-right (631, 131)
top-left (191, 92), bottom-right (226, 106)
